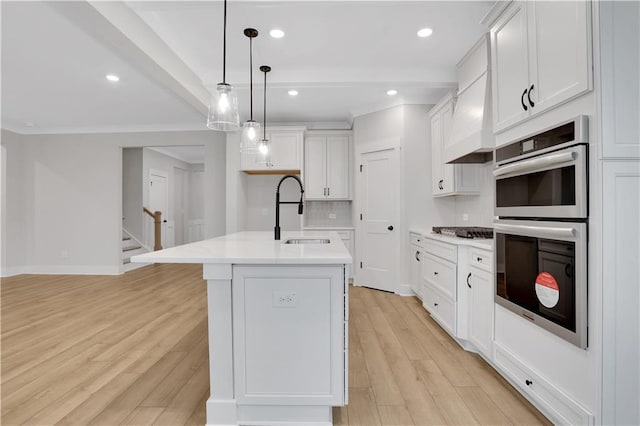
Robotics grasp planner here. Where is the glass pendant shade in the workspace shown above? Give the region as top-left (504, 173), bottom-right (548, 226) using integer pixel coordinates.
top-left (255, 138), bottom-right (271, 166)
top-left (207, 83), bottom-right (240, 131)
top-left (240, 120), bottom-right (260, 153)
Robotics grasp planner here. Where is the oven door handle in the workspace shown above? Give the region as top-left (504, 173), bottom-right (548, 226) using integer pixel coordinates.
top-left (493, 150), bottom-right (577, 178)
top-left (494, 223), bottom-right (576, 239)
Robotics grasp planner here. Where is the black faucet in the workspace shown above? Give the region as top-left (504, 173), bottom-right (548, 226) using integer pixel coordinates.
top-left (275, 175), bottom-right (304, 240)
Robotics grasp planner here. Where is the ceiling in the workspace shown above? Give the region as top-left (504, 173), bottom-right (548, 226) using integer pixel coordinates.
top-left (1, 1), bottom-right (494, 134)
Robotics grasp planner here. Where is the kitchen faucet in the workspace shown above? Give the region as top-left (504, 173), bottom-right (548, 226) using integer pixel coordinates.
top-left (275, 175), bottom-right (304, 240)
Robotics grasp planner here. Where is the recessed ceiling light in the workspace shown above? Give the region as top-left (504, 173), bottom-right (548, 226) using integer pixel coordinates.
top-left (387, 89), bottom-right (398, 96)
top-left (105, 74), bottom-right (120, 82)
top-left (417, 28), bottom-right (433, 38)
top-left (270, 29), bottom-right (285, 38)
top-left (288, 90), bottom-right (299, 96)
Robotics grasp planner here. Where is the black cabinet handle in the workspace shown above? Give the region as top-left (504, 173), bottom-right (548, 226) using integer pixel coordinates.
top-left (521, 88), bottom-right (529, 111)
top-left (467, 272), bottom-right (472, 289)
top-left (415, 251), bottom-right (420, 261)
top-left (434, 271), bottom-right (439, 275)
top-left (438, 179), bottom-right (444, 190)
top-left (526, 379), bottom-right (533, 386)
top-left (387, 225), bottom-right (394, 231)
top-left (477, 257), bottom-right (483, 262)
top-left (434, 302), bottom-right (439, 307)
top-left (528, 84), bottom-right (535, 108)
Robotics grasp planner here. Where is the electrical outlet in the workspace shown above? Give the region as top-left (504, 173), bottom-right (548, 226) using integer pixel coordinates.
top-left (329, 212), bottom-right (337, 220)
top-left (273, 292), bottom-right (297, 307)
top-left (462, 213), bottom-right (469, 221)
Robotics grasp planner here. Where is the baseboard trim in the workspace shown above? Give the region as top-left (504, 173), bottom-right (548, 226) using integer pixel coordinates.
top-left (1, 265), bottom-right (29, 278)
top-left (12, 265), bottom-right (122, 276)
top-left (396, 283), bottom-right (413, 296)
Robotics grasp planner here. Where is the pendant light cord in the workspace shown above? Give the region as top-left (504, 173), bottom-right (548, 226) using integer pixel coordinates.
top-left (222, 0), bottom-right (227, 83)
top-left (263, 69), bottom-right (267, 140)
top-left (249, 37), bottom-right (253, 120)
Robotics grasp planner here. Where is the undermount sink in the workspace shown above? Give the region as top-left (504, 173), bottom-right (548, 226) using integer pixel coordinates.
top-left (283, 238), bottom-right (330, 245)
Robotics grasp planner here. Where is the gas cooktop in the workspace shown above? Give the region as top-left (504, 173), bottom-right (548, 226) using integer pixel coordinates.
top-left (432, 226), bottom-right (494, 239)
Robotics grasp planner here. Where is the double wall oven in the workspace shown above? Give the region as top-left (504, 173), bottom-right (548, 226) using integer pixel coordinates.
top-left (493, 116), bottom-right (589, 349)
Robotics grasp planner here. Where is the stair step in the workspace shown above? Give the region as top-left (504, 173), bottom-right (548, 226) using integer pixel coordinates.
top-left (122, 235), bottom-right (131, 241)
top-left (123, 258), bottom-right (131, 264)
top-left (123, 245), bottom-right (142, 252)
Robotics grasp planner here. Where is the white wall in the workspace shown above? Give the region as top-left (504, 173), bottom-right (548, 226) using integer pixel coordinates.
top-left (453, 163), bottom-right (494, 227)
top-left (225, 132), bottom-right (248, 233)
top-left (0, 130), bottom-right (28, 276)
top-left (204, 137), bottom-right (226, 239)
top-left (122, 147), bottom-right (143, 241)
top-left (0, 130), bottom-right (225, 276)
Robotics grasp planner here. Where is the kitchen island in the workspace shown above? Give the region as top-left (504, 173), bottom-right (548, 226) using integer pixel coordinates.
top-left (132, 231), bottom-right (351, 426)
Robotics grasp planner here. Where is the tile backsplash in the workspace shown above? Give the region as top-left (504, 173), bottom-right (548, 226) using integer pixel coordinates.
top-left (454, 162), bottom-right (495, 227)
top-left (304, 201), bottom-right (353, 227)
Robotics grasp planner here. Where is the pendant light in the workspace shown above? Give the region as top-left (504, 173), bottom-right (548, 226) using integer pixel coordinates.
top-left (206, 0), bottom-right (240, 131)
top-left (240, 28), bottom-right (260, 153)
top-left (256, 65), bottom-right (271, 166)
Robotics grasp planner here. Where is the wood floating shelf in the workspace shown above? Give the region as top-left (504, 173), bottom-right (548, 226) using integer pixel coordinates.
top-left (243, 170), bottom-right (300, 175)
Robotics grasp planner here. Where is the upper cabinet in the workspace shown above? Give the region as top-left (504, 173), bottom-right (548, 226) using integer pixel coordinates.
top-left (304, 130), bottom-right (352, 200)
top-left (241, 127), bottom-right (305, 173)
top-left (491, 0), bottom-right (592, 133)
top-left (430, 93), bottom-right (481, 197)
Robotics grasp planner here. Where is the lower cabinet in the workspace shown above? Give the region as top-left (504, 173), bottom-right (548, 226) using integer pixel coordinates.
top-left (232, 265), bottom-right (347, 406)
top-left (409, 232), bottom-right (424, 299)
top-left (467, 256), bottom-right (494, 360)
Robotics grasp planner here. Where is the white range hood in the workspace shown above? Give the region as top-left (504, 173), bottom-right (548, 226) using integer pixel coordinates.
top-left (444, 35), bottom-right (494, 164)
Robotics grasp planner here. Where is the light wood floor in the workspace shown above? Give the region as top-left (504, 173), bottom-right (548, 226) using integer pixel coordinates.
top-left (1, 264), bottom-right (550, 426)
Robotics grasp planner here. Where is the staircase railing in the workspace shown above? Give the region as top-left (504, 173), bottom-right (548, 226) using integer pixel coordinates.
top-left (143, 207), bottom-right (163, 251)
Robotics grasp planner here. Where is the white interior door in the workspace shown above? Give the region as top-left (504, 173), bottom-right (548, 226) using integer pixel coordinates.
top-left (149, 169), bottom-right (168, 248)
top-left (358, 148), bottom-right (399, 293)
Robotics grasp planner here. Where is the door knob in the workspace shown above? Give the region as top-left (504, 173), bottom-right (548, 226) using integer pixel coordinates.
top-left (387, 225), bottom-right (394, 231)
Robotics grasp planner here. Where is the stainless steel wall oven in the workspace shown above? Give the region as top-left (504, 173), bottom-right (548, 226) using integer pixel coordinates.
top-left (493, 116), bottom-right (589, 349)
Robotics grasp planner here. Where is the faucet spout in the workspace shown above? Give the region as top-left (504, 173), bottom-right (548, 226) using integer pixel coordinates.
top-left (275, 175), bottom-right (305, 240)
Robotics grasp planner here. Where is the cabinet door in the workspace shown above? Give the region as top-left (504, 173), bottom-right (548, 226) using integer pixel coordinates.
top-left (440, 101), bottom-right (456, 195)
top-left (326, 136), bottom-right (350, 199)
top-left (527, 0), bottom-right (591, 117)
top-left (469, 267), bottom-right (494, 360)
top-left (491, 1), bottom-right (531, 132)
top-left (270, 132), bottom-right (302, 170)
top-left (431, 112), bottom-right (444, 196)
top-left (305, 136), bottom-right (327, 199)
top-left (410, 246), bottom-right (422, 298)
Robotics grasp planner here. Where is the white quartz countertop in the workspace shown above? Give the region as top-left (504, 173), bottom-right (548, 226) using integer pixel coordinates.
top-left (132, 231), bottom-right (352, 265)
top-left (410, 228), bottom-right (494, 251)
top-left (303, 226), bottom-right (354, 230)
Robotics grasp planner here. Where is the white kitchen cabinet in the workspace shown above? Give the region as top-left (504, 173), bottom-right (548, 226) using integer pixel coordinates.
top-left (233, 265), bottom-right (346, 406)
top-left (602, 161), bottom-right (640, 425)
top-left (467, 249), bottom-right (494, 361)
top-left (241, 127), bottom-right (304, 173)
top-left (422, 239), bottom-right (458, 334)
top-left (491, 0), bottom-right (592, 133)
top-left (430, 93), bottom-right (481, 197)
top-left (409, 232), bottom-right (424, 299)
top-left (304, 228), bottom-right (354, 280)
top-left (600, 1), bottom-right (640, 159)
top-left (304, 131), bottom-right (351, 200)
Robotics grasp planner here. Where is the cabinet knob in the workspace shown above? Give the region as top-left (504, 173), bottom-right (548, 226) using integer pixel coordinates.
top-left (434, 271), bottom-right (439, 275)
top-left (521, 88), bottom-right (529, 111)
top-left (387, 225), bottom-right (394, 231)
top-left (434, 302), bottom-right (439, 307)
top-left (525, 379), bottom-right (533, 386)
top-left (477, 257), bottom-right (483, 262)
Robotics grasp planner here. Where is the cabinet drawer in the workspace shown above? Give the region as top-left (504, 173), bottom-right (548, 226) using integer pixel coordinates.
top-left (424, 238), bottom-right (457, 263)
top-left (423, 253), bottom-right (457, 301)
top-left (470, 248), bottom-right (493, 272)
top-left (422, 285), bottom-right (456, 336)
top-left (409, 232), bottom-right (424, 247)
top-left (494, 343), bottom-right (593, 425)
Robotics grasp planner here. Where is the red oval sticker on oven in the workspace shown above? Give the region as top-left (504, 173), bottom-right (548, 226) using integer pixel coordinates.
top-left (535, 272), bottom-right (559, 308)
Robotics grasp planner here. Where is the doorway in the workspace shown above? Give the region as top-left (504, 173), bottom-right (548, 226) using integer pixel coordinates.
top-left (356, 147), bottom-right (400, 293)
